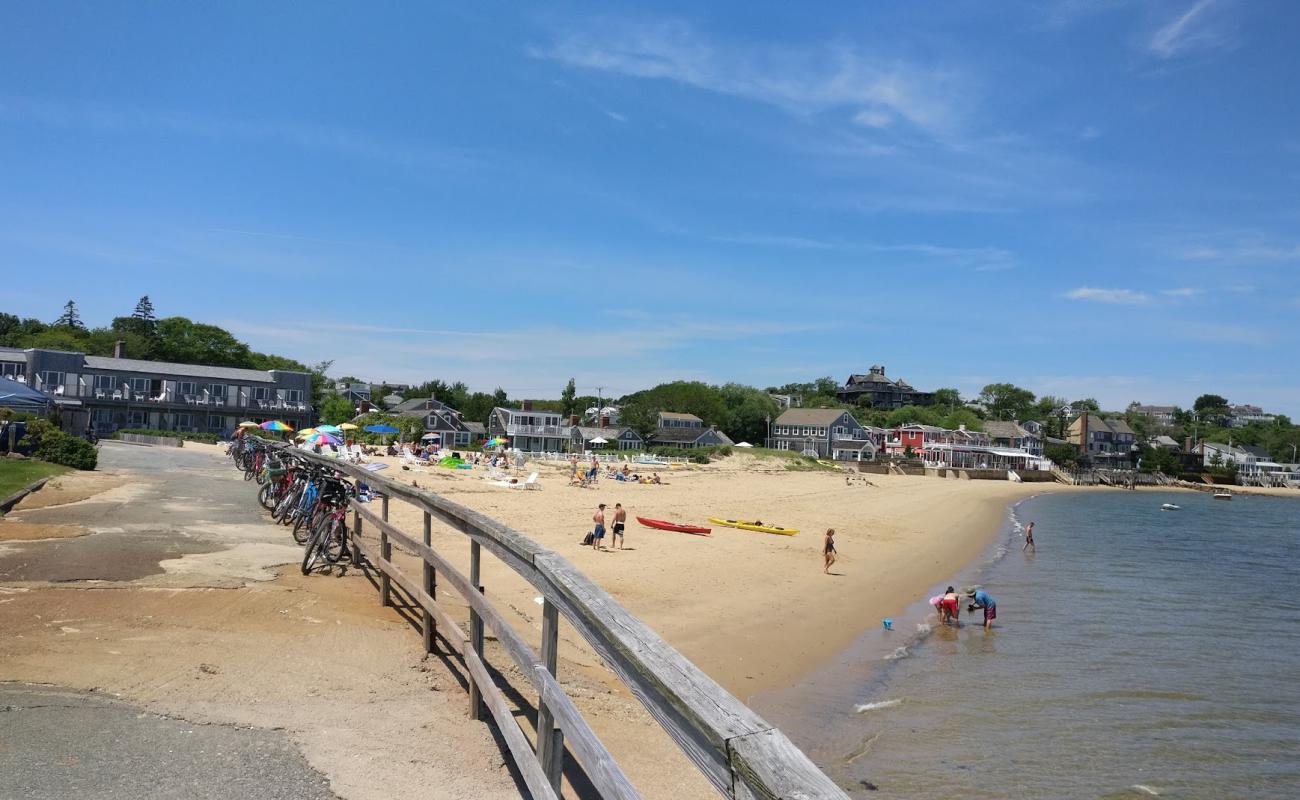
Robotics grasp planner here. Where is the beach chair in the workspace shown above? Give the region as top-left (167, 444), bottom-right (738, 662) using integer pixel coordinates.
top-left (402, 450), bottom-right (430, 467)
top-left (492, 471), bottom-right (540, 490)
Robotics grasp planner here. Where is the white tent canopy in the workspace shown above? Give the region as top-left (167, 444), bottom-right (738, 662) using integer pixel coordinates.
top-left (735, 442), bottom-right (754, 448)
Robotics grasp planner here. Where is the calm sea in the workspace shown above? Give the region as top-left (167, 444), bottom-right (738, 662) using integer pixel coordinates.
top-left (756, 490), bottom-right (1300, 799)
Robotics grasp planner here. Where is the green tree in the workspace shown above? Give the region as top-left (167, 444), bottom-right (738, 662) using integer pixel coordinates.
top-left (718, 382), bottom-right (781, 444)
top-left (617, 401), bottom-right (659, 440)
top-left (152, 317), bottom-right (253, 366)
top-left (1045, 442), bottom-right (1079, 467)
top-left (54, 300), bottom-right (84, 330)
top-left (132, 295), bottom-right (156, 321)
top-left (1193, 394), bottom-right (1229, 413)
top-left (933, 388), bottom-right (962, 409)
top-left (492, 387), bottom-right (508, 407)
top-left (318, 393), bottom-right (357, 425)
top-left (560, 378), bottom-right (577, 417)
top-left (1069, 398), bottom-right (1100, 414)
top-left (979, 383), bottom-right (1037, 420)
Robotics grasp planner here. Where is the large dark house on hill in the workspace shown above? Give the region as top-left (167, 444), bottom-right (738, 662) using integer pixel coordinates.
top-left (836, 365), bottom-right (934, 409)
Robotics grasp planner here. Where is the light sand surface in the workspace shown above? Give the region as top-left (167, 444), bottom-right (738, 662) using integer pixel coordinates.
top-left (362, 452), bottom-right (1075, 697)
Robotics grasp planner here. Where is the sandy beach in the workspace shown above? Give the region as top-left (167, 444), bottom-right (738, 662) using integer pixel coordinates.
top-left (329, 449), bottom-right (1076, 696)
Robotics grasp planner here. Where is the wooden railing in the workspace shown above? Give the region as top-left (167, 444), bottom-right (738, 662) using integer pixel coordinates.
top-left (262, 442), bottom-right (847, 799)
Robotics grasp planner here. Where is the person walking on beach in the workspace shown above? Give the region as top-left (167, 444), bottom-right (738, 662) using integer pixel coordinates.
top-left (967, 588), bottom-right (997, 629)
top-left (591, 503), bottom-right (607, 551)
top-left (1023, 521), bottom-right (1035, 552)
top-left (612, 503), bottom-right (627, 549)
top-left (822, 528), bottom-right (837, 574)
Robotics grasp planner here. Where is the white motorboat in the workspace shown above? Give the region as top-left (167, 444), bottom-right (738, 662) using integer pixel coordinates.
top-left (1160, 503), bottom-right (1180, 511)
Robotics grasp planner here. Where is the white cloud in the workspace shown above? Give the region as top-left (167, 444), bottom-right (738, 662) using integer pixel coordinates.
top-left (539, 21), bottom-right (970, 139)
top-left (1063, 287), bottom-right (1151, 304)
top-left (1148, 0), bottom-right (1237, 59)
top-left (1160, 287), bottom-right (1202, 297)
top-left (604, 110), bottom-right (628, 123)
top-left (1177, 241), bottom-right (1300, 263)
top-left (706, 232), bottom-right (1015, 269)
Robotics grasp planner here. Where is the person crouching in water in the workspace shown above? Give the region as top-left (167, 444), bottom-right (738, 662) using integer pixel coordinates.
top-left (967, 588), bottom-right (997, 629)
top-left (940, 586), bottom-right (961, 625)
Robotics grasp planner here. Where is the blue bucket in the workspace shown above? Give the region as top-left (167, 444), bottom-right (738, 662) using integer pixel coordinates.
top-left (882, 618), bottom-right (894, 631)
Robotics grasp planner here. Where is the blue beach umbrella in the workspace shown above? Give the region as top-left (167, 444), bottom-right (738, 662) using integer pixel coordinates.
top-left (363, 424), bottom-right (399, 434)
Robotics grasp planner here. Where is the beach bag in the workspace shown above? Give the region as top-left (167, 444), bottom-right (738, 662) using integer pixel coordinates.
top-left (581, 532), bottom-right (594, 546)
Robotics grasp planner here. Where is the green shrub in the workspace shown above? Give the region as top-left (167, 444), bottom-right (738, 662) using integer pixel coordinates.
top-left (37, 434), bottom-right (98, 470)
top-left (116, 428), bottom-right (219, 444)
top-left (19, 419), bottom-right (98, 470)
top-left (690, 453), bottom-right (711, 464)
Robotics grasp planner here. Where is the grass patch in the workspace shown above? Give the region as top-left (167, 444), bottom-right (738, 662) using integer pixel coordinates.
top-left (0, 459), bottom-right (70, 499)
top-left (730, 447), bottom-right (840, 471)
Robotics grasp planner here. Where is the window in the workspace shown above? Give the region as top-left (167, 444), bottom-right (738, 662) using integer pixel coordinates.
top-left (131, 377), bottom-right (151, 394)
top-left (252, 386), bottom-right (271, 401)
top-left (128, 410), bottom-right (147, 426)
top-left (208, 383), bottom-right (227, 398)
top-left (92, 409), bottom-right (114, 424)
top-left (208, 415), bottom-right (224, 428)
top-left (175, 413), bottom-right (193, 429)
top-left (178, 381), bottom-right (197, 397)
top-left (0, 362), bottom-right (23, 378)
top-left (93, 374), bottom-right (117, 391)
top-left (284, 389), bottom-right (303, 403)
top-left (776, 440), bottom-right (790, 451)
top-left (40, 371), bottom-right (65, 390)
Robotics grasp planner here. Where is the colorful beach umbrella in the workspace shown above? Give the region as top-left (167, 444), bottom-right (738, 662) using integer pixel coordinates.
top-left (296, 428), bottom-right (318, 439)
top-left (238, 421), bottom-right (260, 429)
top-left (316, 424), bottom-right (343, 434)
top-left (260, 420), bottom-right (293, 432)
top-left (303, 431), bottom-right (341, 446)
top-left (421, 432), bottom-right (441, 440)
top-left (338, 423), bottom-right (359, 431)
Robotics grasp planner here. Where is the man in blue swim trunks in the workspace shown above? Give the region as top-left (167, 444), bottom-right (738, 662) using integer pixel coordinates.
top-left (591, 503), bottom-right (606, 551)
top-left (967, 589), bottom-right (997, 629)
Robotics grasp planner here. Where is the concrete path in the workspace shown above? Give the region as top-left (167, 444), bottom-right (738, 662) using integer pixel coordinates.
top-left (0, 683), bottom-right (335, 800)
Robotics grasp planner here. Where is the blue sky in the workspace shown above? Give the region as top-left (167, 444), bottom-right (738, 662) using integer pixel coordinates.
top-left (2, 1), bottom-right (1298, 414)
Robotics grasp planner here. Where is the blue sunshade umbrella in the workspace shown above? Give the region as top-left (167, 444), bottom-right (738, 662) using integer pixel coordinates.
top-left (316, 424), bottom-right (343, 434)
top-left (363, 424), bottom-right (399, 433)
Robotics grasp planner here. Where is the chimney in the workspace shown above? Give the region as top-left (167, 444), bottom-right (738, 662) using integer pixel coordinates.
top-left (600, 415), bottom-right (609, 429)
top-left (359, 400), bottom-right (371, 415)
top-left (112, 340), bottom-right (126, 359)
top-left (569, 414), bottom-right (579, 426)
top-left (521, 399), bottom-right (533, 412)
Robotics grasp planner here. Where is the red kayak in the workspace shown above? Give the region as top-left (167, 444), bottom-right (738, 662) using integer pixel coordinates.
top-left (636, 516), bottom-right (711, 536)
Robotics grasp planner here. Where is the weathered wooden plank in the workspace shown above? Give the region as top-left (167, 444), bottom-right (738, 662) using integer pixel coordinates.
top-left (468, 540), bottom-right (484, 722)
top-left (422, 510), bottom-right (435, 654)
top-left (535, 598), bottom-right (564, 793)
top-left (728, 728), bottom-right (847, 800)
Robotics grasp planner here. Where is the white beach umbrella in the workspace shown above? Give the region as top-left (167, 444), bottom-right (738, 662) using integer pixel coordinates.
top-left (589, 437), bottom-right (609, 445)
top-left (735, 441), bottom-right (754, 448)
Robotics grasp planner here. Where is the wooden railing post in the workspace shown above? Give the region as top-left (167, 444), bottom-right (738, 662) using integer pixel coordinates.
top-left (536, 598), bottom-right (564, 792)
top-left (422, 510), bottom-right (435, 653)
top-left (468, 540), bottom-right (484, 720)
top-left (380, 494), bottom-right (391, 607)
top-left (352, 507), bottom-right (364, 566)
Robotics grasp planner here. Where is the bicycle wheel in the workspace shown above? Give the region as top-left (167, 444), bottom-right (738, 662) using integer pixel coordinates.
top-left (272, 484), bottom-right (299, 523)
top-left (301, 516), bottom-right (331, 574)
top-left (257, 482), bottom-right (274, 509)
top-left (291, 502), bottom-right (317, 545)
top-left (323, 518), bottom-right (348, 563)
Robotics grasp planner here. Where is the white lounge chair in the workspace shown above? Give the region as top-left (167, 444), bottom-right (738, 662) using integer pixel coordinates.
top-left (491, 471), bottom-right (540, 490)
top-left (402, 450), bottom-right (430, 467)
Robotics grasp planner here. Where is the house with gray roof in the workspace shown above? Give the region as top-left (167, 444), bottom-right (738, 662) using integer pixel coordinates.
top-left (836, 365), bottom-right (934, 409)
top-left (11, 345), bottom-right (312, 437)
top-left (766, 407), bottom-right (879, 460)
top-left (647, 411), bottom-right (732, 449)
top-left (982, 420), bottom-right (1042, 457)
top-left (570, 423), bottom-right (643, 451)
top-left (1067, 412), bottom-right (1136, 462)
top-left (390, 395), bottom-right (481, 447)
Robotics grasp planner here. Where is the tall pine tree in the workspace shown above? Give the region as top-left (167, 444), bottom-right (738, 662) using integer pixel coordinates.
top-left (131, 295), bottom-right (156, 322)
top-left (54, 300), bottom-right (84, 330)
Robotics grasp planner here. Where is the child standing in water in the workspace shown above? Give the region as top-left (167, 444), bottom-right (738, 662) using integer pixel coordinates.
top-left (823, 528), bottom-right (836, 574)
top-left (1024, 521), bottom-right (1035, 552)
top-left (940, 586), bottom-right (961, 625)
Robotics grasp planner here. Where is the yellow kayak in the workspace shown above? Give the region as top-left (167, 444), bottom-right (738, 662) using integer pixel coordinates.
top-left (707, 518), bottom-right (799, 536)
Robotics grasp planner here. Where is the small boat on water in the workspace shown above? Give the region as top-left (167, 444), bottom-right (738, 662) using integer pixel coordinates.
top-left (636, 517), bottom-right (711, 536)
top-left (1213, 491), bottom-right (1233, 500)
top-left (1161, 503), bottom-right (1181, 511)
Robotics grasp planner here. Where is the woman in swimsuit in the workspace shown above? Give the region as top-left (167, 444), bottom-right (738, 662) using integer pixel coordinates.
top-left (823, 528), bottom-right (837, 574)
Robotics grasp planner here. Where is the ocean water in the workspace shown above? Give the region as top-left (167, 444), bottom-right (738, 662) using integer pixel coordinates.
top-left (761, 491), bottom-right (1300, 799)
